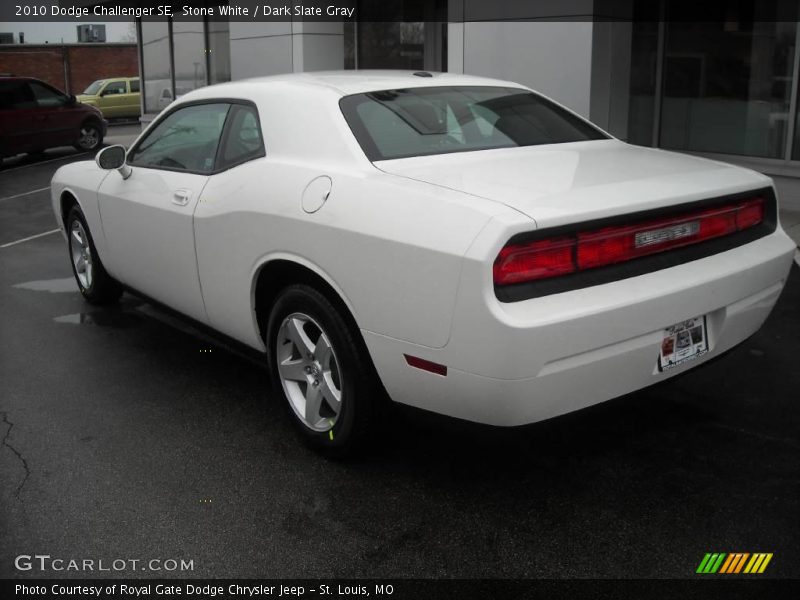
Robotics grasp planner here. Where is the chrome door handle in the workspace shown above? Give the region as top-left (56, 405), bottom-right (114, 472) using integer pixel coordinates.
top-left (172, 189), bottom-right (191, 206)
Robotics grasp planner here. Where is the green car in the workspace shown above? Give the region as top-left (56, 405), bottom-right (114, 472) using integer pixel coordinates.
top-left (77, 77), bottom-right (140, 119)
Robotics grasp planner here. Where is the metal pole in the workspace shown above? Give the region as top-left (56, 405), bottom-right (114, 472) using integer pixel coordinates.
top-left (62, 46), bottom-right (70, 94)
top-left (651, 0), bottom-right (667, 148)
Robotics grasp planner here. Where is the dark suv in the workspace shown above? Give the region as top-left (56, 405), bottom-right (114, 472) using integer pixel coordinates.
top-left (0, 76), bottom-right (107, 164)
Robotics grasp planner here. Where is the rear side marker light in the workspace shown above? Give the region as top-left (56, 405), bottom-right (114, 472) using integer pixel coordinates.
top-left (404, 354), bottom-right (447, 376)
top-left (494, 197), bottom-right (765, 286)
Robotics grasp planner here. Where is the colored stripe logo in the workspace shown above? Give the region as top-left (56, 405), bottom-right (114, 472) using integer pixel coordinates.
top-left (696, 552), bottom-right (773, 574)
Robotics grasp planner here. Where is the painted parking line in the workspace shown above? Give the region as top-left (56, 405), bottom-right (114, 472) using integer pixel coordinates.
top-left (0, 152), bottom-right (89, 173)
top-left (0, 186), bottom-right (50, 203)
top-left (0, 228), bottom-right (60, 249)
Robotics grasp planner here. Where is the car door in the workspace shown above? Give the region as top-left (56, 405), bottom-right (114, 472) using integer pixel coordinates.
top-left (97, 102), bottom-right (231, 322)
top-left (97, 79), bottom-right (128, 118)
top-left (127, 78), bottom-right (142, 117)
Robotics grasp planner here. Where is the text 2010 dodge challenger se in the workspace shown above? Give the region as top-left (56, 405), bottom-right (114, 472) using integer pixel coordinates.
top-left (51, 71), bottom-right (796, 454)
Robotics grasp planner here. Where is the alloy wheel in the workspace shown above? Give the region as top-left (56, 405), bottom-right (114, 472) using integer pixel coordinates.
top-left (69, 219), bottom-right (93, 290)
top-left (78, 125), bottom-right (100, 150)
top-left (276, 312), bottom-right (343, 432)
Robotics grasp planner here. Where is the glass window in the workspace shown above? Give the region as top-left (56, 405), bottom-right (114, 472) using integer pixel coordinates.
top-left (102, 81), bottom-right (127, 96)
top-left (219, 104), bottom-right (265, 168)
top-left (0, 81), bottom-right (35, 109)
top-left (130, 79), bottom-right (140, 93)
top-left (207, 19), bottom-right (231, 84)
top-left (83, 80), bottom-right (104, 95)
top-left (129, 103), bottom-right (230, 173)
top-left (660, 3), bottom-right (797, 159)
top-left (626, 2), bottom-right (660, 146)
top-left (355, 23), bottom-right (425, 70)
top-left (172, 20), bottom-right (206, 96)
top-left (29, 82), bottom-right (67, 108)
top-left (341, 86), bottom-right (607, 161)
top-left (140, 20), bottom-right (172, 114)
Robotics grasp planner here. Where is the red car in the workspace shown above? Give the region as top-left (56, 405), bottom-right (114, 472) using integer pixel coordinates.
top-left (0, 76), bottom-right (107, 164)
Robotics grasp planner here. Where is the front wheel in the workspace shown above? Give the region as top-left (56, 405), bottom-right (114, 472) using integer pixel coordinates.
top-left (66, 206), bottom-right (122, 304)
top-left (267, 284), bottom-right (378, 457)
top-left (74, 121), bottom-right (103, 151)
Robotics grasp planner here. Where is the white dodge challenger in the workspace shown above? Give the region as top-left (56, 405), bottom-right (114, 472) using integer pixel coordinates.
top-left (51, 71), bottom-right (796, 454)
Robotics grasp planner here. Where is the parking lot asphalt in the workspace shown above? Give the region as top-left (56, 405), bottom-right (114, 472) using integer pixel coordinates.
top-left (0, 137), bottom-right (798, 580)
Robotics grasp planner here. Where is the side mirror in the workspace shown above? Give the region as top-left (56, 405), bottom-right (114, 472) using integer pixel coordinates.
top-left (67, 94), bottom-right (77, 106)
top-left (96, 145), bottom-right (132, 179)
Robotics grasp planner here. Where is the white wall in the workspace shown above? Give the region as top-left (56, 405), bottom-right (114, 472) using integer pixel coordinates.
top-left (452, 21), bottom-right (595, 118)
top-left (229, 21), bottom-right (343, 80)
top-left (589, 20), bottom-right (632, 138)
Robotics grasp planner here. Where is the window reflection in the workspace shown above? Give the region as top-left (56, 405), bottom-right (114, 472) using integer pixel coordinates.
top-left (208, 20), bottom-right (231, 84)
top-left (140, 20), bottom-right (171, 114)
top-left (172, 20), bottom-right (206, 102)
top-left (627, 3), bottom-right (660, 146)
top-left (660, 2), bottom-right (796, 158)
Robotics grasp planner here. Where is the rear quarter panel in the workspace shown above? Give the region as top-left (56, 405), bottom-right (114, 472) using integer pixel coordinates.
top-left (193, 158), bottom-right (517, 350)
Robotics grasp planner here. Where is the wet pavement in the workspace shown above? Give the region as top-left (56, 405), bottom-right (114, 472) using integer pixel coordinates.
top-left (0, 141), bottom-right (798, 579)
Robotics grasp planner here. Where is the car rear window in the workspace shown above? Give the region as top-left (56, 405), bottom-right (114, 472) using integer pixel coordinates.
top-left (340, 86), bottom-right (608, 161)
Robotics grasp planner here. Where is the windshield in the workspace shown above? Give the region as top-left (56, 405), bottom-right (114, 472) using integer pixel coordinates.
top-left (340, 86), bottom-right (608, 161)
top-left (82, 80), bottom-right (104, 95)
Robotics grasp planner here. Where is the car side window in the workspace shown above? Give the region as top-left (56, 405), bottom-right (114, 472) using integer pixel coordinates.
top-left (29, 82), bottom-right (67, 108)
top-left (130, 79), bottom-right (140, 93)
top-left (219, 104), bottom-right (265, 169)
top-left (128, 103), bottom-right (230, 173)
top-left (0, 81), bottom-right (35, 109)
top-left (103, 81), bottom-right (127, 95)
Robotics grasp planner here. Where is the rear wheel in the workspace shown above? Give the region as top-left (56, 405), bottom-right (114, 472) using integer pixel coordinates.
top-left (267, 284), bottom-right (378, 457)
top-left (66, 206), bottom-right (122, 304)
top-left (74, 121), bottom-right (103, 151)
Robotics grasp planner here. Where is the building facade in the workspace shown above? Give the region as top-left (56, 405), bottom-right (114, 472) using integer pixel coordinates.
top-left (0, 42), bottom-right (137, 94)
top-left (136, 0), bottom-right (800, 176)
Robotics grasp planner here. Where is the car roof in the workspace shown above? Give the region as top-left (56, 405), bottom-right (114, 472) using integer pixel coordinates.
top-left (0, 76), bottom-right (42, 82)
top-left (173, 70), bottom-right (536, 169)
top-left (189, 70), bottom-right (527, 100)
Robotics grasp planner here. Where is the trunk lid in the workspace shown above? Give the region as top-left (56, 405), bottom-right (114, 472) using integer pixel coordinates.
top-left (375, 140), bottom-right (770, 229)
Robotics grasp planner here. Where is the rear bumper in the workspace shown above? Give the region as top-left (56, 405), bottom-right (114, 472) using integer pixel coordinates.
top-left (364, 229), bottom-right (796, 426)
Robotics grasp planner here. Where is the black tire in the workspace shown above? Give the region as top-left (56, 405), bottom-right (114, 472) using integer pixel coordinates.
top-left (65, 205), bottom-right (123, 304)
top-left (266, 284), bottom-right (378, 457)
top-left (74, 120), bottom-right (103, 152)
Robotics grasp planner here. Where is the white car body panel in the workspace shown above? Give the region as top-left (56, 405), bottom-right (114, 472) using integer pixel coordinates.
top-left (98, 168), bottom-right (210, 322)
top-left (50, 71), bottom-right (796, 427)
top-left (377, 139), bottom-right (775, 228)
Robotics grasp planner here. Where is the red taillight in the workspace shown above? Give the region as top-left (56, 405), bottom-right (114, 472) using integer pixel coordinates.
top-left (493, 237), bottom-right (575, 285)
top-left (736, 199), bottom-right (765, 230)
top-left (494, 197), bottom-right (765, 286)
